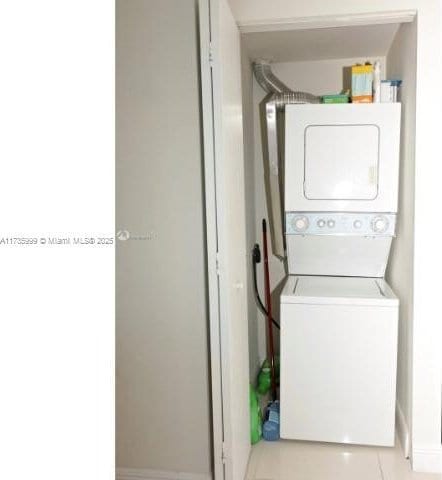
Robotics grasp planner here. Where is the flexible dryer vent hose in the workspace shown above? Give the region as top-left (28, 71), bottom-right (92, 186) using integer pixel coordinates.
top-left (273, 91), bottom-right (319, 106)
top-left (253, 61), bottom-right (320, 257)
top-left (253, 61), bottom-right (292, 94)
top-left (253, 61), bottom-right (319, 103)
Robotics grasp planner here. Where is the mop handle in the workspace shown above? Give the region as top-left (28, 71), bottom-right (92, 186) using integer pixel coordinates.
top-left (262, 219), bottom-right (277, 401)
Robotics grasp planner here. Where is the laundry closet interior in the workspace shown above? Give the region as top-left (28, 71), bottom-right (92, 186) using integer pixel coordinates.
top-left (200, 3), bottom-right (422, 479)
top-left (240, 18), bottom-right (416, 380)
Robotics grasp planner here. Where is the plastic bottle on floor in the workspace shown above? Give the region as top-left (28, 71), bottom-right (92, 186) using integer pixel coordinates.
top-left (262, 400), bottom-right (280, 441)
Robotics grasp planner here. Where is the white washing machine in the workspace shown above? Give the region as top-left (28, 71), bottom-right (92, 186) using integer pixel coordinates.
top-left (280, 275), bottom-right (398, 446)
top-left (279, 103), bottom-right (402, 446)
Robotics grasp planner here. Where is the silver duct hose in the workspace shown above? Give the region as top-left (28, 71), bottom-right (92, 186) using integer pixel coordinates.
top-left (253, 61), bottom-right (319, 103)
top-left (273, 91), bottom-right (319, 107)
top-left (253, 61), bottom-right (320, 257)
top-left (253, 61), bottom-right (292, 94)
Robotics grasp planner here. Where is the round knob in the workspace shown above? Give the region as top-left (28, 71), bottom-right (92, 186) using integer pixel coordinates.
top-left (371, 215), bottom-right (389, 233)
top-left (353, 220), bottom-right (362, 229)
top-left (292, 215), bottom-right (309, 232)
top-left (327, 219), bottom-right (335, 228)
top-left (317, 219), bottom-right (326, 228)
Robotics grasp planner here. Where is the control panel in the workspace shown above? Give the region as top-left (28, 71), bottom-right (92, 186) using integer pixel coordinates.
top-left (285, 212), bottom-right (396, 236)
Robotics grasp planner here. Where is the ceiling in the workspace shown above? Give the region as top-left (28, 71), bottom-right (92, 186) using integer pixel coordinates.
top-left (242, 23), bottom-right (400, 63)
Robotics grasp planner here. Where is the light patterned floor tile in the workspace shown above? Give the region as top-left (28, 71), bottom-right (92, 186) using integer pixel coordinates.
top-left (249, 439), bottom-right (382, 480)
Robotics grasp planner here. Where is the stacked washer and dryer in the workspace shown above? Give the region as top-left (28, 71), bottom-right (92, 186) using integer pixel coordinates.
top-left (276, 103), bottom-right (402, 446)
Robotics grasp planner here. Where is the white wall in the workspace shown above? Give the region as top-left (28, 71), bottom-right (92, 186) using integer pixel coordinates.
top-left (233, 0), bottom-right (442, 472)
top-left (410, 2), bottom-right (442, 470)
top-left (269, 57), bottom-right (386, 96)
top-left (385, 20), bottom-right (417, 458)
top-left (241, 41), bottom-right (261, 380)
top-left (116, 0), bottom-right (212, 476)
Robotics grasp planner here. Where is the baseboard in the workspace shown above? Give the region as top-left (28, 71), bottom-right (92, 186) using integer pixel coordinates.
top-left (116, 468), bottom-right (212, 480)
top-left (395, 401), bottom-right (410, 458)
top-left (412, 445), bottom-right (442, 474)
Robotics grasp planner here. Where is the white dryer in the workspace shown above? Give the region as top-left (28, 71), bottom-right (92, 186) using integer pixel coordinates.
top-left (283, 103), bottom-right (401, 277)
top-left (280, 276), bottom-right (398, 446)
top-left (284, 104), bottom-right (401, 214)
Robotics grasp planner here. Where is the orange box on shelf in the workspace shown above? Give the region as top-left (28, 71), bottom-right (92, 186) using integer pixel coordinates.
top-left (351, 64), bottom-right (373, 103)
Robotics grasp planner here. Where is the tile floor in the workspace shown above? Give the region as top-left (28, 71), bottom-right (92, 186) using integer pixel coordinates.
top-left (246, 438), bottom-right (442, 480)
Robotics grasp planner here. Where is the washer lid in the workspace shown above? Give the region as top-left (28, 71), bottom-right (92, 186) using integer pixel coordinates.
top-left (281, 275), bottom-right (398, 306)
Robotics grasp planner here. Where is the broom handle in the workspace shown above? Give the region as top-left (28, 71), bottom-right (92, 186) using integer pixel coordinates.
top-left (262, 219), bottom-right (277, 401)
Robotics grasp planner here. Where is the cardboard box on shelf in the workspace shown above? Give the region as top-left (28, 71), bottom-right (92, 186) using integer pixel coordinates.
top-left (351, 64), bottom-right (373, 103)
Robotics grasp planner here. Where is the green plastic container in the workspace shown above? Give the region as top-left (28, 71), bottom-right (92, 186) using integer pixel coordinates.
top-left (321, 94), bottom-right (350, 104)
top-left (256, 358), bottom-right (280, 395)
top-left (249, 385), bottom-right (262, 444)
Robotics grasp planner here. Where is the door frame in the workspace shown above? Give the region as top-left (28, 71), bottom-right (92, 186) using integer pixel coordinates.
top-left (198, 1), bottom-right (225, 479)
top-left (200, 1), bottom-right (252, 479)
top-left (198, 4), bottom-right (437, 479)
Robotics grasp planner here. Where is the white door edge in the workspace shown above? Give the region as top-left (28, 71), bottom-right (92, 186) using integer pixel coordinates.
top-left (198, 1), bottom-right (225, 480)
top-left (200, 1), bottom-right (252, 480)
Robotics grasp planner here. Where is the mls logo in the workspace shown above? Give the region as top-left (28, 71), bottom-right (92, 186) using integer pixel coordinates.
top-left (116, 229), bottom-right (130, 241)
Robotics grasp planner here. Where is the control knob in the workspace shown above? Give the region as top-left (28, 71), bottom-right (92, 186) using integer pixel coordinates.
top-left (292, 215), bottom-right (309, 232)
top-left (371, 215), bottom-right (389, 233)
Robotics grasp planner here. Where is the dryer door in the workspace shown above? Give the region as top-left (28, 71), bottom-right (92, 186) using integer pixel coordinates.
top-left (304, 124), bottom-right (379, 201)
top-left (284, 103), bottom-right (401, 213)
